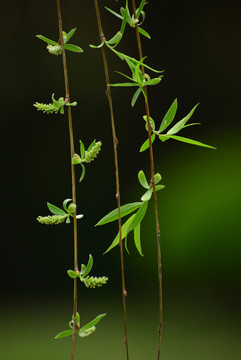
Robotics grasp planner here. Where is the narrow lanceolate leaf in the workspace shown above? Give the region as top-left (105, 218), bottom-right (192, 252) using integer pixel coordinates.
top-left (138, 170), bottom-right (149, 189)
top-left (36, 35), bottom-right (58, 46)
top-left (167, 103), bottom-right (199, 135)
top-left (109, 82), bottom-right (138, 87)
top-left (138, 27), bottom-right (151, 39)
top-left (141, 188), bottom-right (153, 202)
top-left (159, 135), bottom-right (216, 149)
top-left (82, 254), bottom-right (93, 277)
top-left (134, 223), bottom-right (144, 256)
top-left (47, 203), bottom-right (67, 216)
top-left (64, 44), bottom-right (83, 53)
top-left (96, 202), bottom-right (142, 226)
top-left (131, 88), bottom-right (142, 107)
top-left (104, 214), bottom-right (136, 254)
top-left (81, 314), bottom-right (106, 331)
top-left (158, 99), bottom-right (178, 133)
top-left (55, 329), bottom-right (73, 339)
top-left (127, 201), bottom-right (148, 233)
top-left (64, 28), bottom-right (76, 43)
top-left (140, 134), bottom-right (156, 152)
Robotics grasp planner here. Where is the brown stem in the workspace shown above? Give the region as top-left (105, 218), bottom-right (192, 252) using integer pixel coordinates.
top-left (93, 1), bottom-right (129, 359)
top-left (131, 1), bottom-right (163, 359)
top-left (56, 1), bottom-right (78, 359)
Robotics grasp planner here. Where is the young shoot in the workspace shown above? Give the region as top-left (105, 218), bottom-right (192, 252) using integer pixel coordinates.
top-left (37, 199), bottom-right (83, 225)
top-left (34, 93), bottom-right (77, 114)
top-left (55, 312), bottom-right (106, 339)
top-left (68, 254), bottom-right (108, 288)
top-left (36, 28), bottom-right (83, 55)
top-left (96, 170), bottom-right (164, 256)
top-left (140, 99), bottom-right (216, 151)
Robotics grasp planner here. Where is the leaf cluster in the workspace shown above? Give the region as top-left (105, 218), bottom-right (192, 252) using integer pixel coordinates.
top-left (36, 28), bottom-right (83, 55)
top-left (72, 140), bottom-right (102, 182)
top-left (140, 99), bottom-right (216, 151)
top-left (67, 255), bottom-right (108, 289)
top-left (55, 312), bottom-right (106, 339)
top-left (37, 199), bottom-right (83, 225)
top-left (33, 93), bottom-right (77, 115)
top-left (96, 170), bottom-right (164, 256)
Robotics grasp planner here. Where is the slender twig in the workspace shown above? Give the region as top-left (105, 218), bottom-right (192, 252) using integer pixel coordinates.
top-left (56, 1), bottom-right (78, 359)
top-left (131, 1), bottom-right (163, 358)
top-left (93, 1), bottom-right (129, 359)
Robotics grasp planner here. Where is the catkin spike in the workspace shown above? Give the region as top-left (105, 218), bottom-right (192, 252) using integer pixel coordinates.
top-left (37, 215), bottom-right (68, 225)
top-left (84, 141), bottom-right (102, 163)
top-left (33, 102), bottom-right (62, 114)
top-left (80, 275), bottom-right (108, 288)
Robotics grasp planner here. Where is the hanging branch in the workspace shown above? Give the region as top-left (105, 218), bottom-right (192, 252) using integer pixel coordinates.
top-left (93, 1), bottom-right (130, 359)
top-left (130, 1), bottom-right (163, 358)
top-left (56, 1), bottom-right (79, 359)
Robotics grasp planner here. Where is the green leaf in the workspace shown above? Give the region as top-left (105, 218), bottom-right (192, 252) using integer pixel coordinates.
top-left (89, 42), bottom-right (105, 49)
top-left (143, 115), bottom-right (155, 131)
top-left (96, 202), bottom-right (142, 226)
top-left (140, 134), bottom-right (156, 152)
top-left (36, 35), bottom-right (58, 46)
top-left (138, 27), bottom-right (151, 39)
top-left (63, 199), bottom-right (72, 212)
top-left (64, 44), bottom-right (83, 53)
top-left (159, 99), bottom-right (178, 133)
top-left (167, 103), bottom-right (199, 135)
top-left (138, 170), bottom-right (149, 189)
top-left (136, 0), bottom-right (148, 18)
top-left (79, 140), bottom-right (85, 159)
top-left (79, 163), bottom-right (86, 183)
top-left (82, 254), bottom-right (93, 277)
top-left (131, 88), bottom-right (142, 107)
top-left (87, 140), bottom-right (96, 152)
top-left (64, 28), bottom-right (76, 43)
top-left (68, 203), bottom-right (76, 215)
top-left (134, 223), bottom-right (144, 256)
top-left (127, 201), bottom-right (148, 233)
top-left (156, 184), bottom-right (165, 192)
top-left (109, 82), bottom-right (138, 87)
top-left (154, 173), bottom-right (162, 184)
top-left (80, 314), bottom-right (106, 331)
top-left (104, 214), bottom-right (136, 254)
top-left (67, 270), bottom-right (79, 279)
top-left (160, 135), bottom-right (216, 149)
top-left (144, 77), bottom-right (162, 86)
top-left (141, 188), bottom-right (153, 201)
top-left (107, 31), bottom-right (123, 46)
top-left (76, 312), bottom-right (80, 326)
top-left (55, 329), bottom-right (73, 339)
top-left (105, 7), bottom-right (123, 20)
top-left (47, 203), bottom-right (67, 216)
top-left (124, 234), bottom-right (130, 255)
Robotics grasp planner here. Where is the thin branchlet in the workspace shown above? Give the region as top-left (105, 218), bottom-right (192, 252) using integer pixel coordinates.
top-left (93, 1), bottom-right (130, 359)
top-left (130, 1), bottom-right (163, 359)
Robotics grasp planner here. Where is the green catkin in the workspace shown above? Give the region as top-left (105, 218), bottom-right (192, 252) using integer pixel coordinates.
top-left (33, 102), bottom-right (62, 114)
top-left (79, 326), bottom-right (96, 337)
top-left (37, 215), bottom-right (67, 225)
top-left (80, 275), bottom-right (108, 288)
top-left (84, 141), bottom-right (102, 163)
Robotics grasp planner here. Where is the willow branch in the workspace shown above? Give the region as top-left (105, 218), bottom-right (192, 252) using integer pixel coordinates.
top-left (131, 1), bottom-right (163, 359)
top-left (93, 1), bottom-right (129, 359)
top-left (56, 1), bottom-right (78, 359)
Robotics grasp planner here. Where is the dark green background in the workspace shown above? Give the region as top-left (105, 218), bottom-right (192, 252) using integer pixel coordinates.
top-left (1, 0), bottom-right (240, 359)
